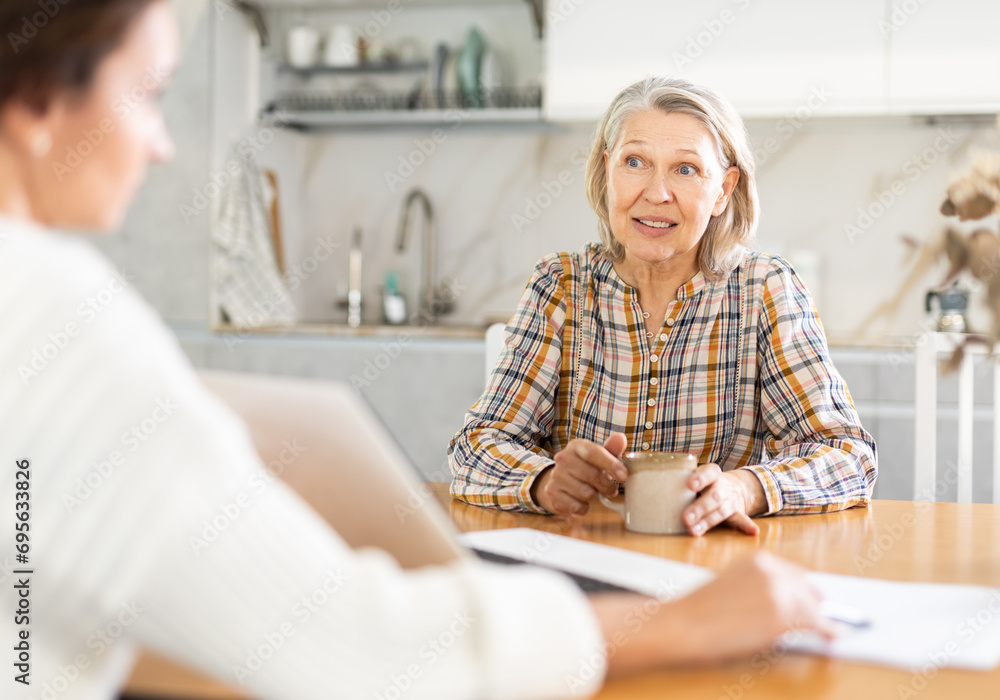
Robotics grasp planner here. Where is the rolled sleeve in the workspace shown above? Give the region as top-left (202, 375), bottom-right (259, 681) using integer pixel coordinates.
top-left (449, 256), bottom-right (568, 513)
top-left (753, 259), bottom-right (878, 515)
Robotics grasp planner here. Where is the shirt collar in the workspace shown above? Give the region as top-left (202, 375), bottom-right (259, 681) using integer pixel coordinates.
top-left (590, 243), bottom-right (709, 301)
top-left (677, 270), bottom-right (708, 300)
top-left (590, 244), bottom-right (632, 299)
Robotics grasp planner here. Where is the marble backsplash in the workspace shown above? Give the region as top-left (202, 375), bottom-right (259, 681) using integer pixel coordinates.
top-left (251, 115), bottom-right (1000, 339)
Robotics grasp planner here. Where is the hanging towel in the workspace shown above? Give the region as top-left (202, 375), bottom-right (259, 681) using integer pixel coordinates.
top-left (211, 146), bottom-right (297, 327)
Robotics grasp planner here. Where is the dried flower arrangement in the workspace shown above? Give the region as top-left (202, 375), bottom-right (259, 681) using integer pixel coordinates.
top-left (857, 152), bottom-right (1000, 370)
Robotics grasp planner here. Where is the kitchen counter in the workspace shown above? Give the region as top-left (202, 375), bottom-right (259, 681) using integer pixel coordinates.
top-left (211, 324), bottom-right (935, 348)
top-left (212, 321), bottom-right (490, 340)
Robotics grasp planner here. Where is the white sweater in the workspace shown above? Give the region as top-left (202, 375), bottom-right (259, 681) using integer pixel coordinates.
top-left (0, 216), bottom-right (606, 700)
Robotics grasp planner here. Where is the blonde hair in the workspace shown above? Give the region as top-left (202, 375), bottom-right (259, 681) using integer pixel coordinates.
top-left (585, 76), bottom-right (759, 279)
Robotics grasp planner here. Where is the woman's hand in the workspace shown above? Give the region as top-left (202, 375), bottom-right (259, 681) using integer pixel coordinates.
top-left (531, 433), bottom-right (629, 516)
top-left (591, 551), bottom-right (838, 675)
top-left (682, 463), bottom-right (766, 536)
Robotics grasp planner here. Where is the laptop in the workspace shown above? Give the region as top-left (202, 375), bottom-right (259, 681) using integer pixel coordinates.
top-left (199, 370), bottom-right (645, 592)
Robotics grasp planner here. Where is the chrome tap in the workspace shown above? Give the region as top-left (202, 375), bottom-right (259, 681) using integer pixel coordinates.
top-left (396, 189), bottom-right (453, 322)
top-left (347, 227), bottom-right (362, 327)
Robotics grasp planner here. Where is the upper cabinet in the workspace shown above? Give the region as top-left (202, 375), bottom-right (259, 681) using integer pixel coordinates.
top-left (887, 0), bottom-right (1000, 114)
top-left (545, 0), bottom-right (1000, 121)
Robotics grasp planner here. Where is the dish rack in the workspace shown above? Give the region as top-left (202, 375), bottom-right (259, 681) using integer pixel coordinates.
top-left (260, 86), bottom-right (544, 128)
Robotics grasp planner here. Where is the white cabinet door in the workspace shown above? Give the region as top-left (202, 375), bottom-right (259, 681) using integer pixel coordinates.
top-left (545, 0), bottom-right (886, 121)
top-left (887, 0), bottom-right (1000, 113)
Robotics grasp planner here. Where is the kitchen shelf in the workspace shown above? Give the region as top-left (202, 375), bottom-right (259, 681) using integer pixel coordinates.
top-left (262, 106), bottom-right (543, 129)
top-left (261, 86), bottom-right (545, 129)
top-left (213, 322), bottom-right (488, 340)
top-left (277, 61), bottom-right (430, 77)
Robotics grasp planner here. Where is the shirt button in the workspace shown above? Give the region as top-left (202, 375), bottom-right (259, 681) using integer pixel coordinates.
top-left (646, 332), bottom-right (652, 338)
top-left (650, 377), bottom-right (658, 386)
top-left (659, 333), bottom-right (668, 341)
top-left (647, 399), bottom-right (655, 407)
top-left (665, 317), bottom-right (675, 327)
top-left (642, 312), bottom-right (650, 318)
top-left (644, 421), bottom-right (653, 429)
top-left (642, 442), bottom-right (650, 450)
top-left (650, 354), bottom-right (658, 362)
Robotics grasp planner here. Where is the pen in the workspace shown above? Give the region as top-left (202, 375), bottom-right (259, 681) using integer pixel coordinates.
top-left (819, 600), bottom-right (872, 629)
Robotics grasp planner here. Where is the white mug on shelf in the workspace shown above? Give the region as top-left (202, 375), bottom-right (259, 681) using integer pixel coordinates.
top-left (324, 25), bottom-right (359, 67)
top-left (287, 25), bottom-right (320, 68)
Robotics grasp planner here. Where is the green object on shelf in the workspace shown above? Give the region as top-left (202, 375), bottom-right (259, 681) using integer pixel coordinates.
top-left (457, 27), bottom-right (485, 108)
top-left (385, 270), bottom-right (399, 296)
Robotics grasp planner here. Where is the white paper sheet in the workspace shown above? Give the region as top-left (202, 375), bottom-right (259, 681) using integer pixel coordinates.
top-left (461, 528), bottom-right (713, 599)
top-left (461, 528), bottom-right (1000, 672)
top-left (798, 572), bottom-right (1000, 671)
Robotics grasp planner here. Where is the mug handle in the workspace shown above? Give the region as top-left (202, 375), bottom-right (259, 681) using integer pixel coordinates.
top-left (598, 493), bottom-right (625, 519)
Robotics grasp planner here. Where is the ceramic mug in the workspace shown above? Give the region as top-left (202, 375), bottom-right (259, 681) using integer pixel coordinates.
top-left (324, 24), bottom-right (358, 67)
top-left (598, 452), bottom-right (698, 534)
top-left (287, 26), bottom-right (321, 68)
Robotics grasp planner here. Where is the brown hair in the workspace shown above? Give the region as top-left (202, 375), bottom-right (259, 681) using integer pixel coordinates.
top-left (0, 0), bottom-right (160, 113)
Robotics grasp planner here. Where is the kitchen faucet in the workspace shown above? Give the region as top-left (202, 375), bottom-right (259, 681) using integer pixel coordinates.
top-left (395, 188), bottom-right (454, 323)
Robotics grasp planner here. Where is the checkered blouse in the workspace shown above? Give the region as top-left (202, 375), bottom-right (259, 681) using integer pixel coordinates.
top-left (448, 243), bottom-right (877, 515)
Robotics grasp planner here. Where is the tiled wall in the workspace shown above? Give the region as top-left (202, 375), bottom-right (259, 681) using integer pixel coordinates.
top-left (834, 348), bottom-right (996, 502)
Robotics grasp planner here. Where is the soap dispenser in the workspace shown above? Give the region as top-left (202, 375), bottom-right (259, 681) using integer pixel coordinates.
top-left (382, 270), bottom-right (407, 325)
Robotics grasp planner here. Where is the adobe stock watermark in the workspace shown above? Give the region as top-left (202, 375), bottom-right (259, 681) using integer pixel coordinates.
top-left (189, 438), bottom-right (307, 556)
top-left (30, 601), bottom-right (143, 700)
top-left (895, 588), bottom-right (1000, 698)
top-left (61, 396), bottom-right (179, 514)
top-left (714, 625), bottom-right (816, 700)
top-left (221, 234), bottom-right (340, 352)
top-left (231, 567), bottom-right (351, 685)
top-left (52, 64), bottom-right (173, 182)
top-left (754, 85), bottom-right (832, 168)
top-left (383, 97), bottom-right (496, 192)
top-left (179, 109), bottom-right (292, 224)
top-left (566, 578), bottom-right (683, 693)
top-left (7, 0), bottom-right (71, 54)
top-left (374, 610), bottom-right (476, 700)
top-left (878, 0), bottom-right (929, 37)
top-left (853, 460), bottom-right (964, 575)
top-left (885, 317), bottom-right (938, 370)
top-left (511, 147), bottom-right (588, 234)
top-left (547, 0), bottom-right (588, 27)
top-left (347, 277), bottom-right (468, 390)
top-left (844, 128), bottom-right (959, 243)
top-left (18, 268), bottom-right (134, 386)
top-left (385, 129), bottom-right (448, 193)
top-left (672, 0), bottom-right (752, 71)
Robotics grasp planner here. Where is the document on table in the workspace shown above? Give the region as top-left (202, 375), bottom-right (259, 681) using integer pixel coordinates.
top-left (461, 528), bottom-right (1000, 672)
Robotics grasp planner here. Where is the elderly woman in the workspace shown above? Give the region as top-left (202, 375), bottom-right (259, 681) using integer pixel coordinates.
top-left (450, 76), bottom-right (877, 535)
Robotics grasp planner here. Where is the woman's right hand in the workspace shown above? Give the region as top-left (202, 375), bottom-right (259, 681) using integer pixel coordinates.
top-left (531, 433), bottom-right (629, 516)
top-left (591, 551), bottom-right (838, 677)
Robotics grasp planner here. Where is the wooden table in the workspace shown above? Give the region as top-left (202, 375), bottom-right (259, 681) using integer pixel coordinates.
top-left (124, 484), bottom-right (1000, 699)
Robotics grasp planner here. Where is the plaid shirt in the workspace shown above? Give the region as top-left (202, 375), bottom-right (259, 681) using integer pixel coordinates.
top-left (448, 243), bottom-right (877, 515)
